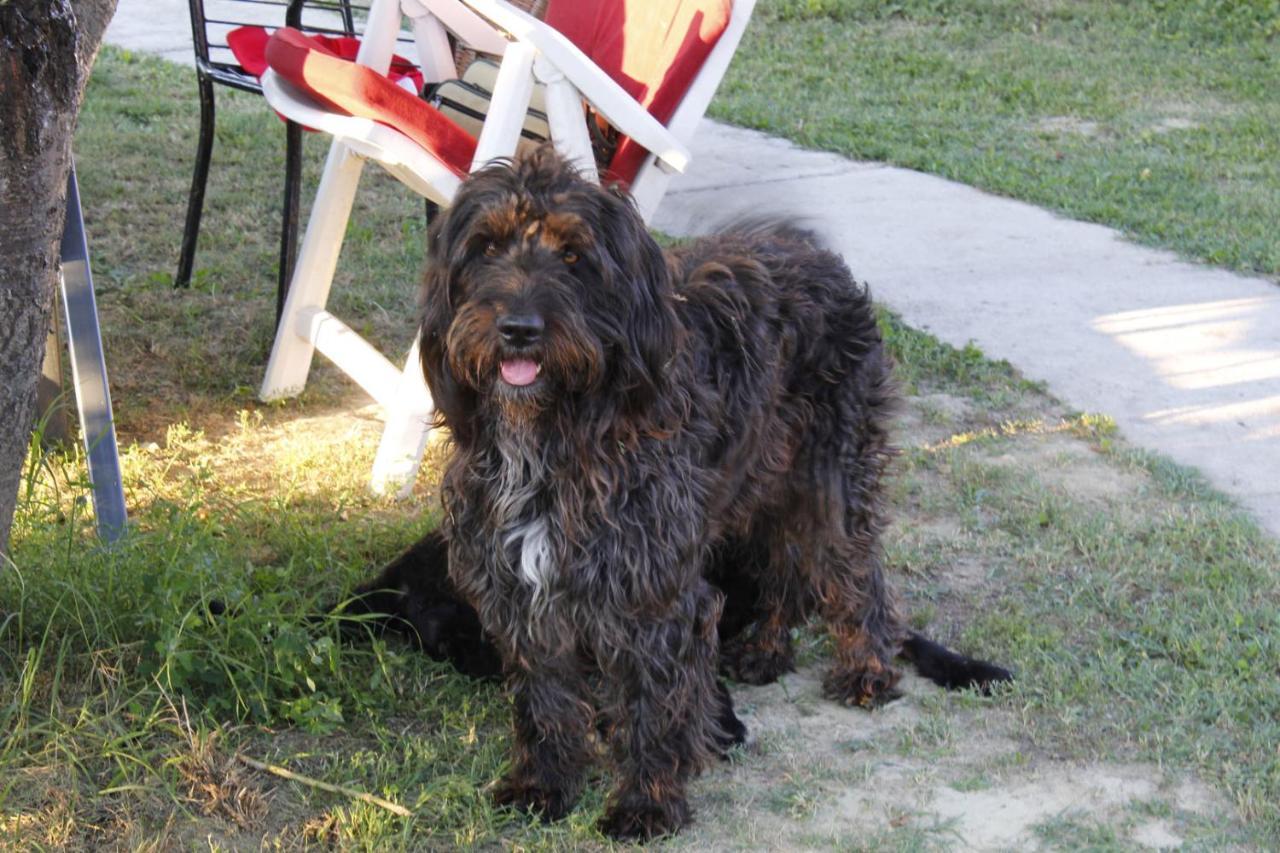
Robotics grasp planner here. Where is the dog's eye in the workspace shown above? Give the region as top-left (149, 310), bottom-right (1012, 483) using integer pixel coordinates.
top-left (562, 249), bottom-right (580, 266)
top-left (483, 241), bottom-right (499, 257)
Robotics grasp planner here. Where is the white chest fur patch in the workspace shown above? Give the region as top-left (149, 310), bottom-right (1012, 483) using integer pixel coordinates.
top-left (504, 515), bottom-right (553, 594)
top-left (492, 429), bottom-right (554, 596)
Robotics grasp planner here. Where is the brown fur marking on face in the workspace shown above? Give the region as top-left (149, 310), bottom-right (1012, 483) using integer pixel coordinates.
top-left (499, 211), bottom-right (590, 256)
top-left (445, 301), bottom-right (502, 389)
top-left (482, 201), bottom-right (523, 247)
top-left (484, 196), bottom-right (589, 258)
top-left (540, 212), bottom-right (590, 253)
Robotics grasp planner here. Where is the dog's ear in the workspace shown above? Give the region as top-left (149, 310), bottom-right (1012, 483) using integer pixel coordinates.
top-left (598, 187), bottom-right (678, 412)
top-left (418, 212), bottom-right (478, 445)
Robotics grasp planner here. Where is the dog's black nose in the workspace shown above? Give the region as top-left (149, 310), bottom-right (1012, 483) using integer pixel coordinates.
top-left (497, 313), bottom-right (544, 347)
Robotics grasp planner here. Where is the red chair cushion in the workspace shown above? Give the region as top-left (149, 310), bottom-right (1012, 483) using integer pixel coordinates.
top-left (227, 26), bottom-right (425, 92)
top-left (544, 0), bottom-right (732, 184)
top-left (264, 28), bottom-right (476, 177)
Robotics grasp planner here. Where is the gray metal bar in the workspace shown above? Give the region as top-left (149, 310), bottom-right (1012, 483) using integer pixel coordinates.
top-left (60, 165), bottom-right (127, 542)
top-left (37, 291), bottom-right (71, 446)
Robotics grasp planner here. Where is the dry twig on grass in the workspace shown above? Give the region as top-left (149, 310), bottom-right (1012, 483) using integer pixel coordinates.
top-left (234, 754), bottom-right (413, 818)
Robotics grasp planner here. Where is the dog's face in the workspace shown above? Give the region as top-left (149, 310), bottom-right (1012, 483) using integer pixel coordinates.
top-left (419, 148), bottom-right (677, 442)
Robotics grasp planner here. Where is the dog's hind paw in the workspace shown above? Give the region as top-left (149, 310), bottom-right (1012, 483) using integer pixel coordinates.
top-left (822, 665), bottom-right (903, 709)
top-left (599, 795), bottom-right (691, 841)
top-left (491, 776), bottom-right (576, 823)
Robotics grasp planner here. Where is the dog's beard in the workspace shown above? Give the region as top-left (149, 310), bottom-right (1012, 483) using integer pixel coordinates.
top-left (447, 307), bottom-right (607, 427)
top-left (492, 375), bottom-right (546, 427)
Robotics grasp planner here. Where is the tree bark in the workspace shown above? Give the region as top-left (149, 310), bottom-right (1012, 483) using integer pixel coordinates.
top-left (0, 0), bottom-right (117, 553)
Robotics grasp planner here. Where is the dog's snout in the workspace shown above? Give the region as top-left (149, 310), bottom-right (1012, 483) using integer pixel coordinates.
top-left (497, 313), bottom-right (544, 347)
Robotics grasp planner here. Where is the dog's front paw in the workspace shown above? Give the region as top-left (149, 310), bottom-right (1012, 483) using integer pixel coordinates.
top-left (823, 665), bottom-right (903, 708)
top-left (491, 775), bottom-right (575, 822)
top-left (599, 795), bottom-right (691, 841)
top-left (711, 679), bottom-right (748, 757)
top-left (720, 634), bottom-right (794, 685)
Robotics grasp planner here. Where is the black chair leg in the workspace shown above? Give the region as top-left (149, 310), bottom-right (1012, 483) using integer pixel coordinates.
top-left (176, 75), bottom-right (217, 288)
top-left (277, 119), bottom-right (303, 327)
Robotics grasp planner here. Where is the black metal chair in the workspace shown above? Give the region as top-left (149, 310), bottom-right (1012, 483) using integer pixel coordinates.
top-left (177, 0), bottom-right (363, 321)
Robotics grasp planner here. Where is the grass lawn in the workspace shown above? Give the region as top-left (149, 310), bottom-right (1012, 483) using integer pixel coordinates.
top-left (715, 0), bottom-right (1280, 280)
top-left (3, 41), bottom-right (1280, 848)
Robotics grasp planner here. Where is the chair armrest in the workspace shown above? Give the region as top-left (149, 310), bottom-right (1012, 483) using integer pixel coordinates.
top-left (459, 0), bottom-right (691, 174)
top-left (261, 70), bottom-right (463, 202)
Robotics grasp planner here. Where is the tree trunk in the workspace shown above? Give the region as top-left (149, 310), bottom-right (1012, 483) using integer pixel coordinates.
top-left (0, 0), bottom-right (117, 554)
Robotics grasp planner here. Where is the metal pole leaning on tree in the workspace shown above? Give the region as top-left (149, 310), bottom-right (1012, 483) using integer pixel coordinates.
top-left (60, 165), bottom-right (127, 542)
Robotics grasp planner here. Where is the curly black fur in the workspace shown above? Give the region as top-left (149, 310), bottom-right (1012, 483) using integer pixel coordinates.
top-left (352, 147), bottom-right (1010, 839)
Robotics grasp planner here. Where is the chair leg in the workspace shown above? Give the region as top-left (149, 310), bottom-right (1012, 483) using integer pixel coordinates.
top-left (175, 75), bottom-right (216, 289)
top-left (277, 119), bottom-right (304, 328)
top-left (259, 140), bottom-right (366, 401)
top-left (371, 337), bottom-right (435, 497)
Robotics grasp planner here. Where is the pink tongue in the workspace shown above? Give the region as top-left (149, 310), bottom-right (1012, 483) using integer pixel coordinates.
top-left (500, 359), bottom-right (539, 387)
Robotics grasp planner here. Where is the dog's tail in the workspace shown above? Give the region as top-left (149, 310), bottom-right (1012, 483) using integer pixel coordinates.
top-left (900, 630), bottom-right (1013, 694)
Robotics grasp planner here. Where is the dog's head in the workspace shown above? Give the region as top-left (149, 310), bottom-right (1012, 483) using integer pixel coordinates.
top-left (419, 147), bottom-right (677, 443)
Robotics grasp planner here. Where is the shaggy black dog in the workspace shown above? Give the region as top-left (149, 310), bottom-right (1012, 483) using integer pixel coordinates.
top-left (347, 147), bottom-right (1010, 840)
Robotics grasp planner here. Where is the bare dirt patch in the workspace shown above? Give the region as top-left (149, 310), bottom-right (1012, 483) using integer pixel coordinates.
top-left (1031, 116), bottom-right (1102, 138)
top-left (678, 669), bottom-right (1226, 852)
top-left (1151, 117), bottom-right (1200, 134)
top-left (898, 392), bottom-right (980, 448)
top-left (983, 431), bottom-right (1148, 506)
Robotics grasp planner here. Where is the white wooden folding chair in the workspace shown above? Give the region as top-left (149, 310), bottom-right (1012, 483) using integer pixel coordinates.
top-left (258, 0), bottom-right (757, 495)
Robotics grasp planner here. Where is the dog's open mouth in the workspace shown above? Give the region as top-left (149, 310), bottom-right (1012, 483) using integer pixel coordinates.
top-left (499, 358), bottom-right (542, 388)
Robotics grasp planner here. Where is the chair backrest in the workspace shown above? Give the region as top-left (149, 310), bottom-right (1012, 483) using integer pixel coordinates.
top-left (187, 0), bottom-right (372, 88)
top-left (544, 0), bottom-right (754, 219)
top-left (543, 0), bottom-right (733, 186)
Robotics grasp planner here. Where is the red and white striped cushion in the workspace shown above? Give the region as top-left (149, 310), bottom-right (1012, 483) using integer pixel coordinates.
top-left (263, 27), bottom-right (477, 177)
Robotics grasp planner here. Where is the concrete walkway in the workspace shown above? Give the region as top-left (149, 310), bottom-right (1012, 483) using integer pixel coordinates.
top-left (104, 4), bottom-right (1280, 538)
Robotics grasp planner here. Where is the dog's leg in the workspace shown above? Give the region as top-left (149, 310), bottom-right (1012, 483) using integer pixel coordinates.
top-left (817, 538), bottom-right (907, 708)
top-left (712, 678), bottom-right (748, 756)
top-left (492, 661), bottom-right (594, 822)
top-left (597, 587), bottom-right (722, 840)
top-left (720, 611), bottom-right (796, 685)
top-left (717, 531), bottom-right (800, 685)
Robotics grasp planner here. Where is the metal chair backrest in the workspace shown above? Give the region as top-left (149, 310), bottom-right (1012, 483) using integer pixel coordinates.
top-left (176, 1), bottom-right (407, 301)
top-left (187, 0), bottom-right (369, 92)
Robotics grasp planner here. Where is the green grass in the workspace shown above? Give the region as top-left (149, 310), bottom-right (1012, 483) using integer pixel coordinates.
top-left (716, 0), bottom-right (1280, 279)
top-left (877, 307), bottom-right (1045, 405)
top-left (3, 44), bottom-right (1280, 847)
